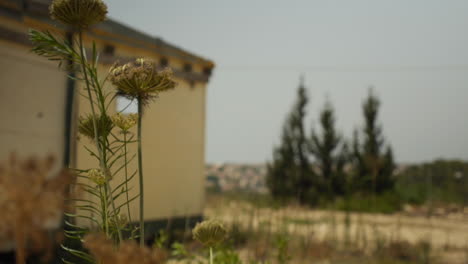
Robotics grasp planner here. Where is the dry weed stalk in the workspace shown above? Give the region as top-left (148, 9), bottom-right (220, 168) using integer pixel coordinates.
top-left (0, 154), bottom-right (74, 264)
top-left (83, 233), bottom-right (167, 264)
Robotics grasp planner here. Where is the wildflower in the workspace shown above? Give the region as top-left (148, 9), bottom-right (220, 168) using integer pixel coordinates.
top-left (83, 233), bottom-right (167, 264)
top-left (110, 58), bottom-right (177, 106)
top-left (88, 168), bottom-right (106, 186)
top-left (192, 219), bottom-right (227, 247)
top-left (0, 154), bottom-right (74, 263)
top-left (111, 113), bottom-right (138, 132)
top-left (78, 114), bottom-right (114, 141)
top-left (49, 0), bottom-right (108, 30)
top-left (109, 214), bottom-right (128, 230)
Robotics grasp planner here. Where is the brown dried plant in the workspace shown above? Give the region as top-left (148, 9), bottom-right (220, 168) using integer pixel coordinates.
top-left (110, 58), bottom-right (177, 106)
top-left (49, 0), bottom-right (108, 30)
top-left (0, 153), bottom-right (74, 264)
top-left (83, 233), bottom-right (167, 264)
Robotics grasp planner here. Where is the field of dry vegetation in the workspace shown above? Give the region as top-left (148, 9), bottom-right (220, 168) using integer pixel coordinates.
top-left (203, 194), bottom-right (468, 264)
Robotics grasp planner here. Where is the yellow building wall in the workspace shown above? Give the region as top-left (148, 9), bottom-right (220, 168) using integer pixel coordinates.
top-left (0, 15), bottom-right (209, 226)
top-left (0, 39), bottom-right (67, 172)
top-left (135, 81), bottom-right (207, 220)
top-left (74, 57), bottom-right (207, 224)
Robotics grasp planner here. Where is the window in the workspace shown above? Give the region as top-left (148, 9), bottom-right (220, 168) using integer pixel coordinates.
top-left (116, 95), bottom-right (138, 114)
top-left (203, 66), bottom-right (212, 76)
top-left (103, 44), bottom-right (115, 56)
top-left (183, 63), bottom-right (192, 73)
top-left (160, 57), bottom-right (169, 67)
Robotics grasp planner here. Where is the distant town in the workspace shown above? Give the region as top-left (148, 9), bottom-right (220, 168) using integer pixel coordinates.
top-left (205, 163), bottom-right (269, 193)
top-left (205, 163), bottom-right (411, 194)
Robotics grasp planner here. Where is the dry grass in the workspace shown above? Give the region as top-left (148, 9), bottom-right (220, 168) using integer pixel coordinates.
top-left (204, 194), bottom-right (468, 264)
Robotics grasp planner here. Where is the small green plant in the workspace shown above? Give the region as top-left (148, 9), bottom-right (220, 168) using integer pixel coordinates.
top-left (171, 242), bottom-right (193, 260)
top-left (213, 246), bottom-right (242, 264)
top-left (274, 233), bottom-right (291, 264)
top-left (154, 229), bottom-right (169, 249)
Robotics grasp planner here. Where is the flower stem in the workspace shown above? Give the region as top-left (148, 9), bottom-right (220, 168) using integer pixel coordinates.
top-left (137, 98), bottom-right (144, 246)
top-left (123, 132), bottom-right (132, 223)
top-left (78, 32), bottom-right (121, 241)
top-left (210, 247), bottom-right (213, 264)
top-left (99, 185), bottom-right (109, 234)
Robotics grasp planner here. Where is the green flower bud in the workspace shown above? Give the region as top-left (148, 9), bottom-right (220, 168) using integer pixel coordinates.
top-left (110, 214), bottom-right (128, 229)
top-left (192, 219), bottom-right (227, 247)
top-left (78, 114), bottom-right (114, 141)
top-left (88, 169), bottom-right (106, 186)
top-left (111, 113), bottom-right (138, 132)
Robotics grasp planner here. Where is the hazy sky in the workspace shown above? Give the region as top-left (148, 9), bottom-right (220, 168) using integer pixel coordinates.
top-left (108, 0), bottom-right (468, 164)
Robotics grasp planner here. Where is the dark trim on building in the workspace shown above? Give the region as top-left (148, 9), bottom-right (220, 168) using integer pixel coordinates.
top-left (63, 31), bottom-right (75, 168)
top-left (0, 2), bottom-right (23, 20)
top-left (0, 24), bottom-right (212, 83)
top-left (0, 1), bottom-right (214, 69)
top-left (130, 214), bottom-right (204, 244)
top-left (0, 24), bottom-right (30, 45)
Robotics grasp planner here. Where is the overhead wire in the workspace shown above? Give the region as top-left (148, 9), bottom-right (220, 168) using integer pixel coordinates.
top-left (215, 64), bottom-right (468, 73)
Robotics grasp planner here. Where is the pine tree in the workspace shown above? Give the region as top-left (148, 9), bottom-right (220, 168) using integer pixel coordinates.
top-left (266, 78), bottom-right (317, 205)
top-left (267, 121), bottom-right (296, 199)
top-left (336, 142), bottom-right (352, 194)
top-left (309, 101), bottom-right (345, 198)
top-left (350, 129), bottom-right (364, 192)
top-left (354, 89), bottom-right (395, 194)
